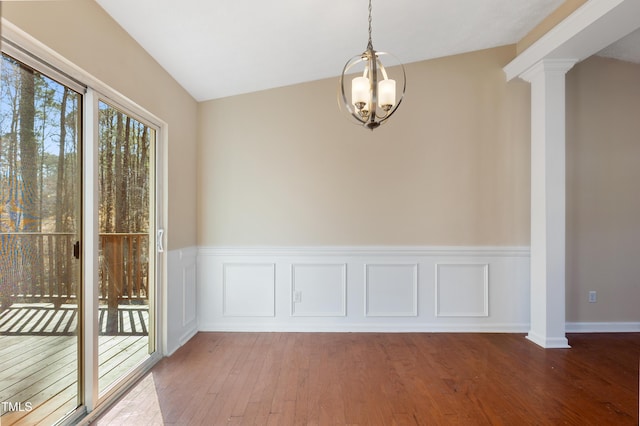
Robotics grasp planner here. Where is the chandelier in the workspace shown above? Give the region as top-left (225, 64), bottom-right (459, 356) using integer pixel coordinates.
top-left (339, 0), bottom-right (406, 130)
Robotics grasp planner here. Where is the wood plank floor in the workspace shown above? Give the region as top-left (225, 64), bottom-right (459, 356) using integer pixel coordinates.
top-left (95, 332), bottom-right (640, 425)
top-left (0, 304), bottom-right (151, 426)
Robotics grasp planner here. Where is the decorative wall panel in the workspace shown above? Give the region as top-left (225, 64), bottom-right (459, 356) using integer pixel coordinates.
top-left (182, 255), bottom-right (197, 326)
top-left (365, 264), bottom-right (418, 316)
top-left (435, 263), bottom-right (489, 317)
top-left (222, 263), bottom-right (275, 317)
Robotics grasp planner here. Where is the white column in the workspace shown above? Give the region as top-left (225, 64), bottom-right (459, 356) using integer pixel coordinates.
top-left (520, 59), bottom-right (576, 349)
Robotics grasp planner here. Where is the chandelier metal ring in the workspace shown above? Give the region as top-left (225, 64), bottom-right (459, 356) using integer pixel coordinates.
top-left (339, 51), bottom-right (406, 130)
top-left (338, 0), bottom-right (406, 130)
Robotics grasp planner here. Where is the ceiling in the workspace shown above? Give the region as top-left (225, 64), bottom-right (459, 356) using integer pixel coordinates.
top-left (598, 27), bottom-right (640, 64)
top-left (94, 0), bottom-right (639, 102)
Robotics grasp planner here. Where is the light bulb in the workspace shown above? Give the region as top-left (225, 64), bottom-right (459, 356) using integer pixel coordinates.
top-left (352, 76), bottom-right (370, 110)
top-left (377, 79), bottom-right (396, 111)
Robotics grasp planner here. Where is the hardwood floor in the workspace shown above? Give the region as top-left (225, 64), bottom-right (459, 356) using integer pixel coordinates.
top-left (95, 332), bottom-right (640, 425)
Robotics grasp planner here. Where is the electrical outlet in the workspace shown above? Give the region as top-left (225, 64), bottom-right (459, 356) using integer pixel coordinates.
top-left (293, 291), bottom-right (302, 303)
top-left (588, 291), bottom-right (597, 303)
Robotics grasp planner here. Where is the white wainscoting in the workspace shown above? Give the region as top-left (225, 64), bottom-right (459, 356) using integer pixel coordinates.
top-left (197, 246), bottom-right (530, 332)
top-left (166, 247), bottom-right (198, 355)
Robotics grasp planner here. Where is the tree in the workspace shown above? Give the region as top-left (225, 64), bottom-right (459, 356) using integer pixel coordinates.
top-left (18, 67), bottom-right (37, 232)
top-left (55, 88), bottom-right (68, 231)
top-left (17, 64), bottom-right (40, 288)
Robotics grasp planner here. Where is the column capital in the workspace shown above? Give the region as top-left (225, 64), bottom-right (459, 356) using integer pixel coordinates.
top-left (520, 59), bottom-right (579, 83)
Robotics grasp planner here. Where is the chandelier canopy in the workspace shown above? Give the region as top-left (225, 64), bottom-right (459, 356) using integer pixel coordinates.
top-left (339, 0), bottom-right (406, 130)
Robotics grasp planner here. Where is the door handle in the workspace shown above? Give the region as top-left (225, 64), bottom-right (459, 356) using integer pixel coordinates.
top-left (157, 229), bottom-right (164, 253)
top-left (73, 241), bottom-right (80, 259)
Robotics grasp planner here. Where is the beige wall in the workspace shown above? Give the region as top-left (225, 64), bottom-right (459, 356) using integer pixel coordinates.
top-left (566, 56), bottom-right (640, 323)
top-left (198, 45), bottom-right (532, 246)
top-left (3, 0), bottom-right (198, 251)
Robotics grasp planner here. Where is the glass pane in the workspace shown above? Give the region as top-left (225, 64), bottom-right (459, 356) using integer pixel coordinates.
top-left (0, 53), bottom-right (81, 424)
top-left (98, 100), bottom-right (155, 395)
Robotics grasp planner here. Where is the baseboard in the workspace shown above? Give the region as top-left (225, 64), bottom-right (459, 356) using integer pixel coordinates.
top-left (566, 322), bottom-right (640, 333)
top-left (180, 325), bottom-right (199, 347)
top-left (162, 324), bottom-right (199, 357)
top-left (198, 322), bottom-right (530, 333)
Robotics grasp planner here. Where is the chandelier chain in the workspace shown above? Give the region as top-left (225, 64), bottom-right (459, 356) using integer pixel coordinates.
top-left (367, 0), bottom-right (373, 50)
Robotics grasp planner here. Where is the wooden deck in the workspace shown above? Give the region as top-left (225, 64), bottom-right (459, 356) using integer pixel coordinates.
top-left (0, 303), bottom-right (150, 425)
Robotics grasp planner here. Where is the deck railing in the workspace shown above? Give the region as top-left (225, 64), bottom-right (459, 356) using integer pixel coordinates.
top-left (0, 232), bottom-right (149, 308)
top-left (99, 233), bottom-right (150, 304)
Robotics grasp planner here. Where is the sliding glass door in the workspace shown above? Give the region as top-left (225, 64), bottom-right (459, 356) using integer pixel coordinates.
top-left (0, 52), bottom-right (82, 424)
top-left (97, 99), bottom-right (156, 396)
top-left (1, 38), bottom-right (162, 424)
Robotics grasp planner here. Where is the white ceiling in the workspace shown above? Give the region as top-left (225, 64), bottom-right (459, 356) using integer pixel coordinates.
top-left (598, 27), bottom-right (640, 64)
top-left (94, 0), bottom-right (638, 102)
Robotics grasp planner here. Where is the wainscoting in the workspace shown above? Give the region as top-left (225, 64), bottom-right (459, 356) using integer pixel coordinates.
top-left (197, 247), bottom-right (530, 332)
top-left (166, 247), bottom-right (198, 355)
